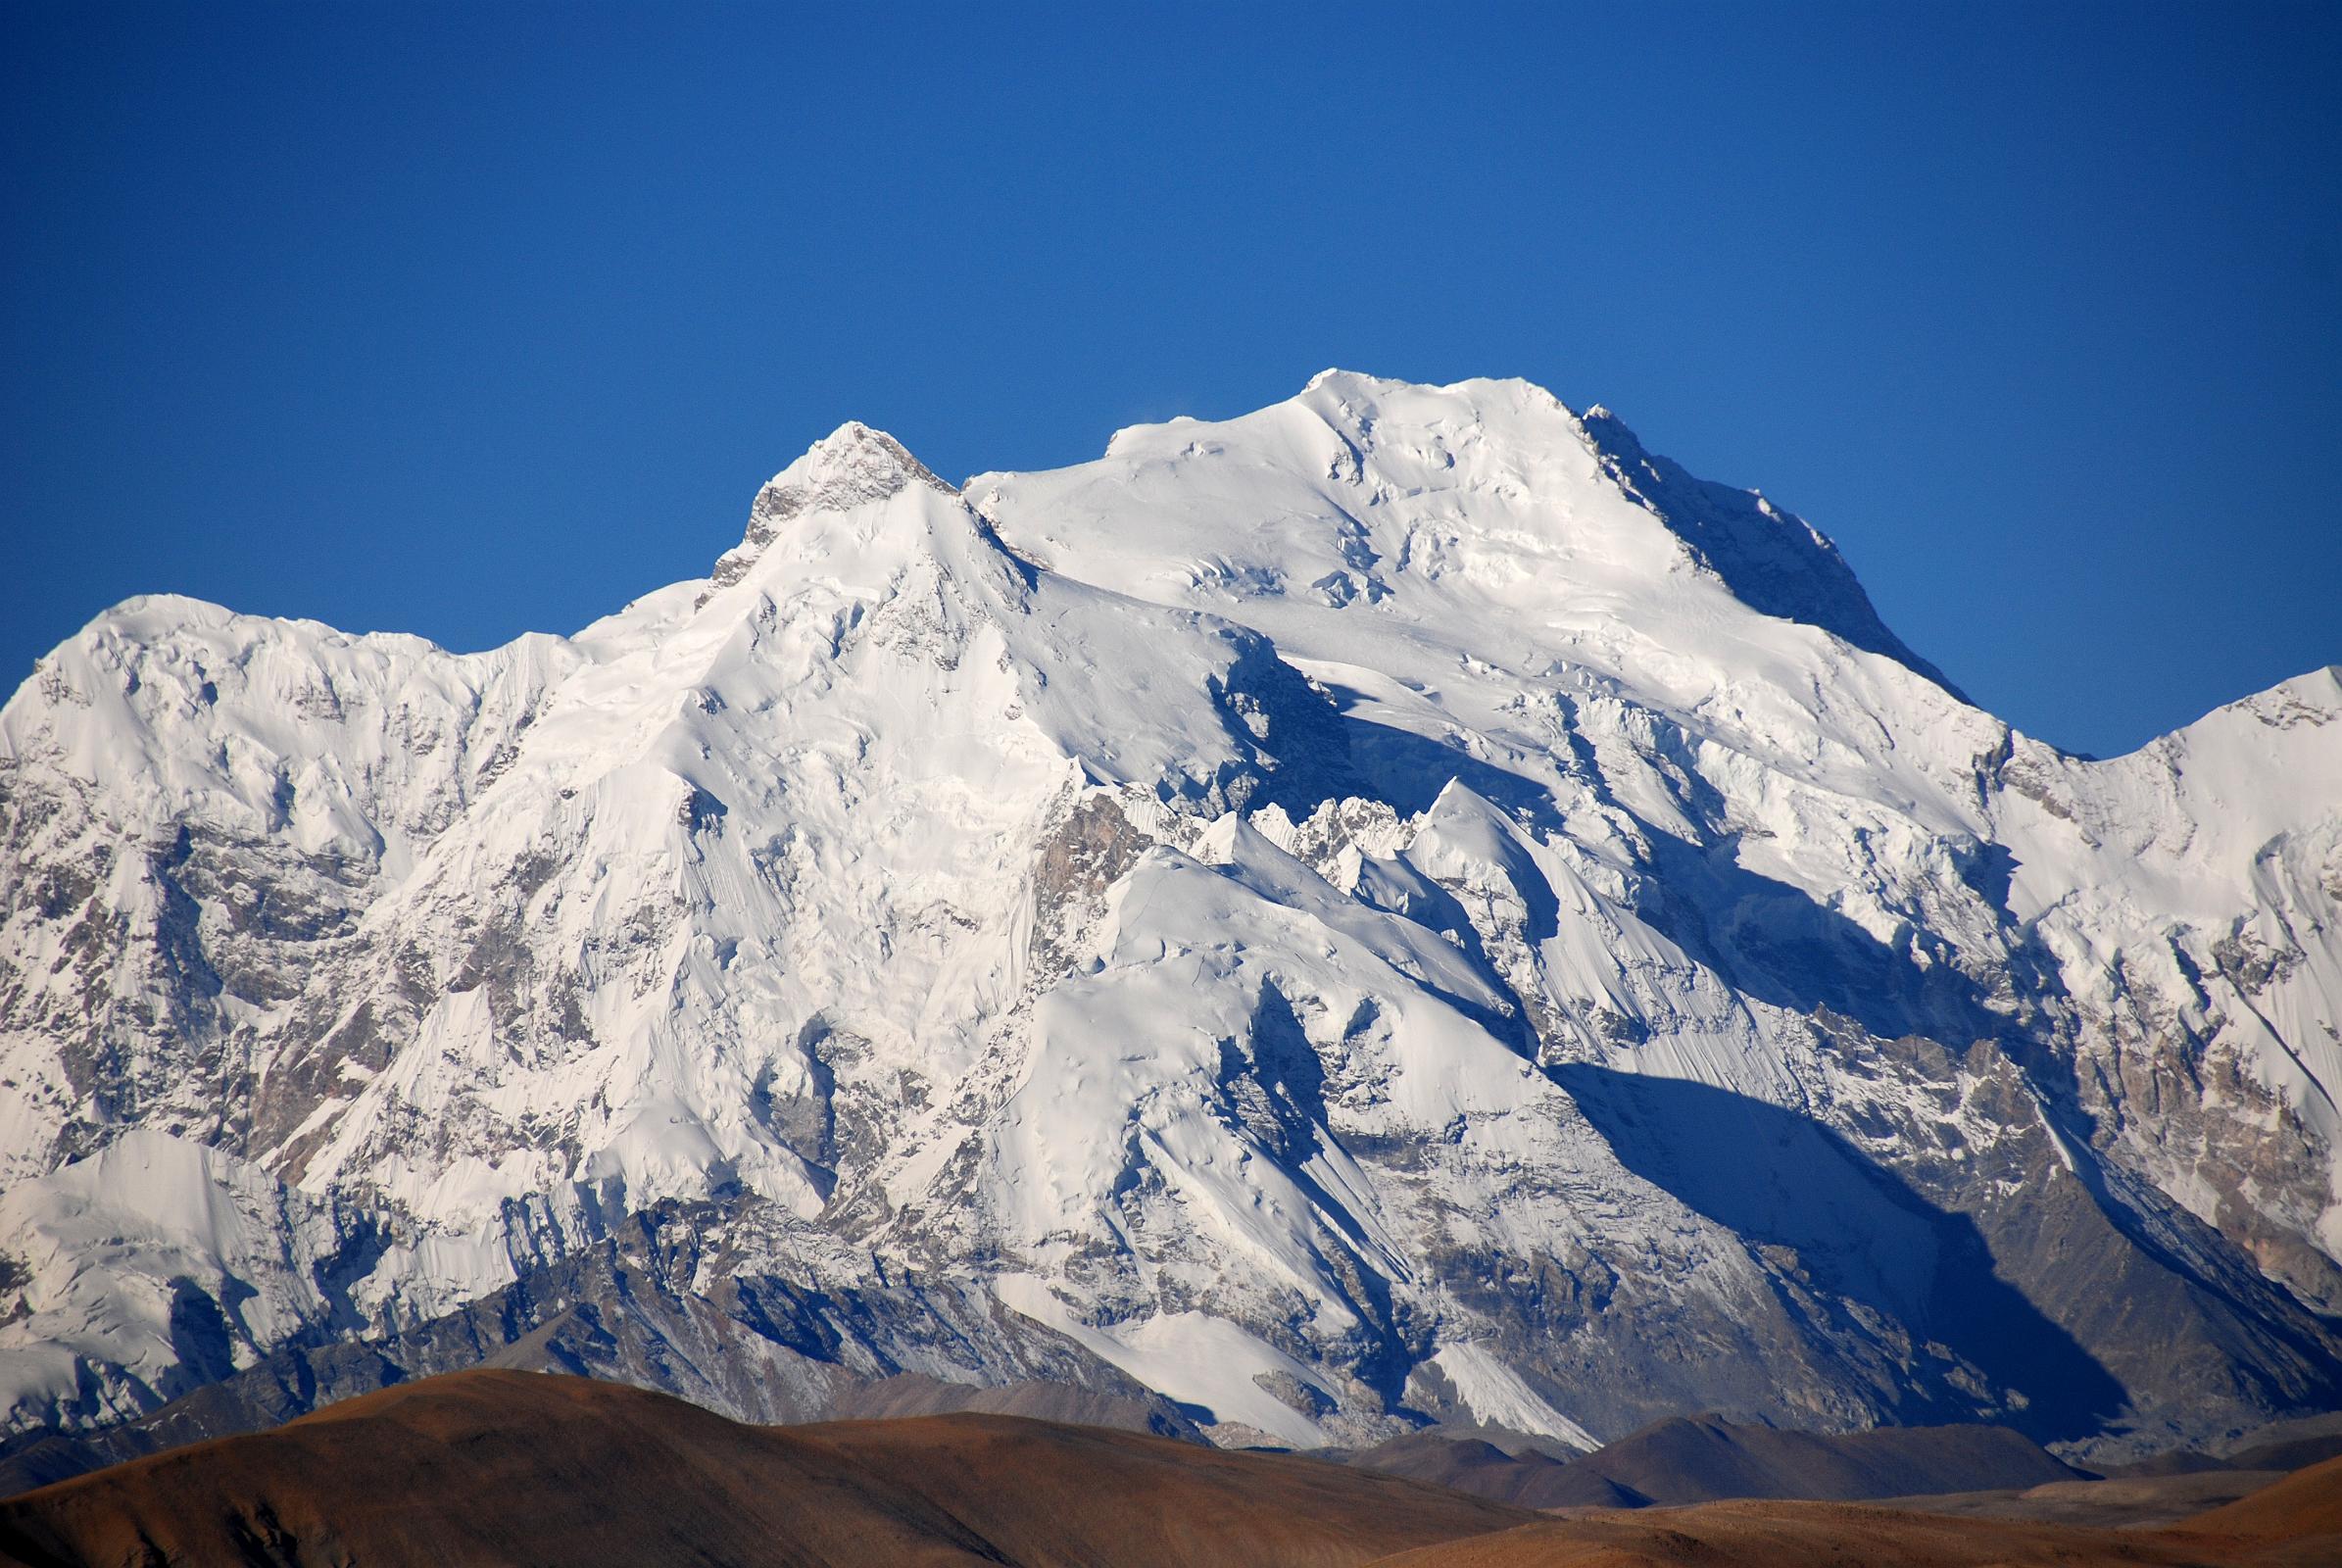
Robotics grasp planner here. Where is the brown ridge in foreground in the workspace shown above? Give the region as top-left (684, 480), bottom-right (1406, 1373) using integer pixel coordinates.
top-left (1365, 1453), bottom-right (2342, 1568)
top-left (2172, 1452), bottom-right (2342, 1544)
top-left (3, 1368), bottom-right (2338, 1568)
top-left (0, 1369), bottom-right (1530, 1568)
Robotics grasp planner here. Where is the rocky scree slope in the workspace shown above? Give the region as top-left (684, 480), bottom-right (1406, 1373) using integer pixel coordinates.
top-left (1, 376), bottom-right (2339, 1467)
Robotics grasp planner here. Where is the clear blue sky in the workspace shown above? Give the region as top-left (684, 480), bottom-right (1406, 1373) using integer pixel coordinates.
top-left (5, 2), bottom-right (2336, 758)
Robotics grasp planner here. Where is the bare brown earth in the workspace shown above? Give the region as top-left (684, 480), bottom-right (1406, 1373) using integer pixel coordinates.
top-left (0, 1369), bottom-right (1529, 1568)
top-left (1365, 1455), bottom-right (2342, 1568)
top-left (2164, 1455), bottom-right (2342, 1565)
top-left (4, 1369), bottom-right (2338, 1568)
top-left (1366, 1504), bottom-right (2224, 1567)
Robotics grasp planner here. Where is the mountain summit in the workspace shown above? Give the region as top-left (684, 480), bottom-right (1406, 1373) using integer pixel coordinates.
top-left (710, 419), bottom-right (960, 590)
top-left (3, 374), bottom-right (2337, 1467)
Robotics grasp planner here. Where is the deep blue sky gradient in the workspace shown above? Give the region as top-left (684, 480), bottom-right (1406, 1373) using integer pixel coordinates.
top-left (5, 2), bottom-right (2337, 757)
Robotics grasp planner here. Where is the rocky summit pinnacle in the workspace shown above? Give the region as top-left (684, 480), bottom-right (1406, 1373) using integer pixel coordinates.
top-left (2, 373), bottom-right (2338, 1476)
top-left (710, 420), bottom-right (958, 588)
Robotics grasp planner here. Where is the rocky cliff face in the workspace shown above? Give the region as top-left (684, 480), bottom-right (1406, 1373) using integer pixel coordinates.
top-left (2, 374), bottom-right (2337, 1465)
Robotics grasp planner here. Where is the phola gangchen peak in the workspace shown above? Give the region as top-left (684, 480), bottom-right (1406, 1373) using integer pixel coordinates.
top-left (3, 372), bottom-right (2339, 1468)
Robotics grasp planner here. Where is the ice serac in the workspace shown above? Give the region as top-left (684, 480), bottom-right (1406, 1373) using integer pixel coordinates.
top-left (3, 376), bottom-right (2339, 1472)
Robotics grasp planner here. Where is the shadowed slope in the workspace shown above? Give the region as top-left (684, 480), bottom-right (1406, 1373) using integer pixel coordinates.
top-left (1549, 1066), bottom-right (2127, 1443)
top-left (1870, 1470), bottom-right (2291, 1530)
top-left (1342, 1412), bottom-right (2082, 1509)
top-left (2223, 1412), bottom-right (2342, 1474)
top-left (0, 1369), bottom-right (1529, 1568)
top-left (1539, 1411), bottom-right (2085, 1505)
top-left (821, 1370), bottom-right (1202, 1436)
top-left (1338, 1431), bottom-right (1617, 1507)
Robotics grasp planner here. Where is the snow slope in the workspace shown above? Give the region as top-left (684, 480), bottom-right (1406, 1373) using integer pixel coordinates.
top-left (2, 376), bottom-right (2337, 1460)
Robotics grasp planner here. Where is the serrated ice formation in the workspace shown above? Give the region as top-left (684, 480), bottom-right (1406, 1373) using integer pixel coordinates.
top-left (3, 373), bottom-right (2338, 1464)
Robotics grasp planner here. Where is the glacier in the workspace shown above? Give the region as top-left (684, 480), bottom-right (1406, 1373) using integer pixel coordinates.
top-left (1, 373), bottom-right (2337, 1466)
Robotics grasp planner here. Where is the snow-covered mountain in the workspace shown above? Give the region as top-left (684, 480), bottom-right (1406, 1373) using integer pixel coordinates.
top-left (2, 373), bottom-right (2337, 1464)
